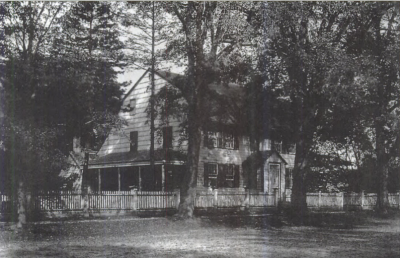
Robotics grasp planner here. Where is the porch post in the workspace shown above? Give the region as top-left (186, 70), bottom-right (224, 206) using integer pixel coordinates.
top-left (175, 188), bottom-right (180, 209)
top-left (213, 189), bottom-right (218, 208)
top-left (131, 188), bottom-right (138, 211)
top-left (162, 164), bottom-right (165, 192)
top-left (98, 169), bottom-right (101, 193)
top-left (118, 167), bottom-right (121, 191)
top-left (138, 166), bottom-right (142, 191)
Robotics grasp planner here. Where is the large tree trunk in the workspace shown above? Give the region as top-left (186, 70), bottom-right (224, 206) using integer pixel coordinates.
top-left (177, 123), bottom-right (202, 218)
top-left (290, 137), bottom-right (309, 220)
top-left (375, 119), bottom-right (390, 213)
top-left (372, 7), bottom-right (390, 214)
top-left (17, 181), bottom-right (27, 229)
top-left (176, 25), bottom-right (205, 217)
top-left (177, 63), bottom-right (203, 217)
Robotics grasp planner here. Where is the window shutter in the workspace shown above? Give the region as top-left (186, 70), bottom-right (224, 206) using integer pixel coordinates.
top-left (163, 127), bottom-right (173, 149)
top-left (218, 164), bottom-right (227, 188)
top-left (234, 134), bottom-right (239, 150)
top-left (204, 163), bottom-right (209, 187)
top-left (234, 165), bottom-right (240, 188)
top-left (203, 131), bottom-right (209, 148)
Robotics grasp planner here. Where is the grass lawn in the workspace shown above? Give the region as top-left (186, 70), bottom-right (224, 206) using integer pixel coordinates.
top-left (0, 212), bottom-right (399, 258)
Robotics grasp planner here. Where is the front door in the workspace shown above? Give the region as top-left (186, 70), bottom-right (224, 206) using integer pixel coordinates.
top-left (269, 163), bottom-right (280, 193)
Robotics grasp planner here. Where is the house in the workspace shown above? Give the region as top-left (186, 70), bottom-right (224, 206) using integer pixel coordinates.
top-left (87, 69), bottom-right (295, 201)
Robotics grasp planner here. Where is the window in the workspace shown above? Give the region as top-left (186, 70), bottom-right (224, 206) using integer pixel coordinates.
top-left (205, 131), bottom-right (221, 148)
top-left (204, 131), bottom-right (239, 150)
top-left (129, 98), bottom-right (136, 115)
top-left (162, 126), bottom-right (173, 149)
top-left (204, 163), bottom-right (240, 188)
top-left (101, 168), bottom-right (119, 191)
top-left (120, 167), bottom-right (140, 191)
top-left (224, 133), bottom-right (234, 149)
top-left (269, 164), bottom-right (280, 190)
top-left (130, 131), bottom-right (138, 152)
top-left (285, 168), bottom-right (293, 189)
top-left (204, 163), bottom-right (218, 188)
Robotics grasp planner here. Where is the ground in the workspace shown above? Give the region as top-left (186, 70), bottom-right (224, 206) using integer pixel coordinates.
top-left (0, 212), bottom-right (400, 258)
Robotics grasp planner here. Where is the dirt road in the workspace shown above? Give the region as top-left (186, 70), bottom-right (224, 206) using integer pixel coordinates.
top-left (0, 214), bottom-right (399, 257)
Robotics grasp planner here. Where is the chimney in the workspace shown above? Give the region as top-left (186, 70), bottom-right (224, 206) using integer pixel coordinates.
top-left (73, 137), bottom-right (81, 153)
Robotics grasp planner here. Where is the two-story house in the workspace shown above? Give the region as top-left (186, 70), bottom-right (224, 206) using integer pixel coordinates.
top-left (87, 69), bottom-right (294, 201)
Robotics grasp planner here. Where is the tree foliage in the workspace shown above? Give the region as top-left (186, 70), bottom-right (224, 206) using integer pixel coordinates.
top-left (0, 2), bottom-right (127, 225)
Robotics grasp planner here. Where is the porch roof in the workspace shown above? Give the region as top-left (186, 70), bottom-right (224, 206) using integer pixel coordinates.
top-left (89, 149), bottom-right (186, 167)
top-left (242, 150), bottom-right (288, 170)
top-left (261, 150), bottom-right (288, 165)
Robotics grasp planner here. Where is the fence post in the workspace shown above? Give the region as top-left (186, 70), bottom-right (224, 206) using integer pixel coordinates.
top-left (341, 192), bottom-right (344, 210)
top-left (318, 191), bottom-right (321, 209)
top-left (175, 189), bottom-right (180, 210)
top-left (245, 188), bottom-right (250, 210)
top-left (131, 189), bottom-right (138, 211)
top-left (213, 189), bottom-right (218, 208)
top-left (82, 186), bottom-right (89, 218)
top-left (397, 191), bottom-right (400, 210)
top-left (360, 190), bottom-right (364, 210)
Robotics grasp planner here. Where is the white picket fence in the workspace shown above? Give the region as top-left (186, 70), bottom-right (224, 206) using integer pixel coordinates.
top-left (0, 189), bottom-right (277, 214)
top-left (305, 191), bottom-right (400, 210)
top-left (2, 190), bottom-right (399, 215)
top-left (344, 191), bottom-right (400, 210)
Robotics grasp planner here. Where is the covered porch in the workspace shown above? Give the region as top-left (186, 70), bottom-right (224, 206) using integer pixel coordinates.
top-left (87, 150), bottom-right (186, 192)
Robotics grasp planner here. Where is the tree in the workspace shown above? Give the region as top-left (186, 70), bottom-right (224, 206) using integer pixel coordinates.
top-left (0, 2), bottom-right (126, 227)
top-left (165, 2), bottom-right (258, 218)
top-left (259, 2), bottom-right (357, 216)
top-left (339, 2), bottom-right (400, 212)
top-left (58, 1), bottom-right (127, 147)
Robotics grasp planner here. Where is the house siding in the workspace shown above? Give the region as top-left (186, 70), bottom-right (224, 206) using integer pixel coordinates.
top-left (197, 135), bottom-right (254, 190)
top-left (97, 72), bottom-right (185, 157)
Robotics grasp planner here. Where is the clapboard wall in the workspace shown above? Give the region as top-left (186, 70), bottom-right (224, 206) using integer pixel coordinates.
top-left (97, 71), bottom-right (185, 157)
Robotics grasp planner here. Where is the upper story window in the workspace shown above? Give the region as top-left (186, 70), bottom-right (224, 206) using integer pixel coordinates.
top-left (162, 126), bottom-right (173, 149)
top-left (204, 131), bottom-right (239, 150)
top-left (129, 98), bottom-right (136, 115)
top-left (130, 131), bottom-right (138, 152)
